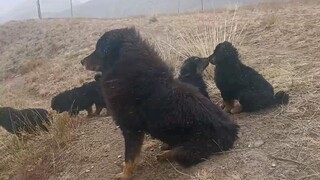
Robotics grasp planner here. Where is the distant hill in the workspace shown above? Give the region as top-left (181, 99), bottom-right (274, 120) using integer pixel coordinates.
top-left (58, 0), bottom-right (279, 18)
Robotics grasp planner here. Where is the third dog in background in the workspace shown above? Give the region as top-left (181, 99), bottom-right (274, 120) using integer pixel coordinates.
top-left (209, 41), bottom-right (289, 113)
top-left (0, 107), bottom-right (49, 134)
top-left (51, 74), bottom-right (108, 117)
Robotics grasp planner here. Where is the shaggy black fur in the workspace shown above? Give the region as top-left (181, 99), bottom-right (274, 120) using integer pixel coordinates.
top-left (0, 107), bottom-right (49, 134)
top-left (209, 41), bottom-right (289, 113)
top-left (178, 56), bottom-right (210, 98)
top-left (51, 74), bottom-right (107, 116)
top-left (81, 27), bottom-right (239, 178)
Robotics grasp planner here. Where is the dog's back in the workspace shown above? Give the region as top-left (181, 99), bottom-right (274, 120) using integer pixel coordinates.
top-left (51, 85), bottom-right (94, 114)
top-left (0, 107), bottom-right (49, 134)
top-left (240, 64), bottom-right (274, 92)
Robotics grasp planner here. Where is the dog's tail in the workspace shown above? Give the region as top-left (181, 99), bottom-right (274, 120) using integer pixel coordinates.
top-left (274, 91), bottom-right (289, 105)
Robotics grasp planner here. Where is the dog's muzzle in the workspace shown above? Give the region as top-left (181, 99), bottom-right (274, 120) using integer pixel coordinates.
top-left (208, 55), bottom-right (216, 65)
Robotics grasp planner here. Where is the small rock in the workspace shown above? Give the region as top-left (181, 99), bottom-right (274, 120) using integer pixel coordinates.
top-left (85, 169), bottom-right (90, 173)
top-left (118, 155), bottom-right (122, 158)
top-left (248, 140), bottom-right (265, 148)
top-left (253, 140), bottom-right (265, 147)
top-left (271, 163), bottom-right (276, 167)
top-left (91, 166), bottom-right (94, 169)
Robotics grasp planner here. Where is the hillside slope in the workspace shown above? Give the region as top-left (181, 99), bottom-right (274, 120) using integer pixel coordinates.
top-left (0, 0), bottom-right (320, 179)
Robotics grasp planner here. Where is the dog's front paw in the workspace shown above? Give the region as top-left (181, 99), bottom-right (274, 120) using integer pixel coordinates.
top-left (115, 172), bottom-right (131, 180)
top-left (230, 101), bottom-right (242, 114)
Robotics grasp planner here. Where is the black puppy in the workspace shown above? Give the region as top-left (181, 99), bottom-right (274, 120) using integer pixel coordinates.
top-left (178, 56), bottom-right (210, 98)
top-left (81, 27), bottom-right (239, 180)
top-left (209, 41), bottom-right (289, 113)
top-left (51, 74), bottom-right (108, 117)
top-left (0, 107), bottom-right (49, 134)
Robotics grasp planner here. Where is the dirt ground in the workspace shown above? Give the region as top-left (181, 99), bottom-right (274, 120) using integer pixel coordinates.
top-left (1, 0), bottom-right (320, 179)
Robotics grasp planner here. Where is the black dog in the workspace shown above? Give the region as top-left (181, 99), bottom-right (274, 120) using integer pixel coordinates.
top-left (51, 74), bottom-right (108, 117)
top-left (81, 28), bottom-right (239, 180)
top-left (0, 107), bottom-right (49, 134)
top-left (178, 56), bottom-right (210, 98)
top-left (209, 41), bottom-right (289, 113)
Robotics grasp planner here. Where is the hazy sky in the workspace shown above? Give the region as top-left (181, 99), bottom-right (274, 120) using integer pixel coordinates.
top-left (0, 0), bottom-right (24, 15)
top-left (0, 0), bottom-right (90, 16)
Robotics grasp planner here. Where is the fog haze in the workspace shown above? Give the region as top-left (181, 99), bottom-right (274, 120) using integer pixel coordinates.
top-left (0, 0), bottom-right (279, 23)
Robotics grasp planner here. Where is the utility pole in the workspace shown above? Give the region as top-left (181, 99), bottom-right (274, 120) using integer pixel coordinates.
top-left (201, 0), bottom-right (204, 11)
top-left (178, 0), bottom-right (180, 13)
top-left (70, 0), bottom-right (73, 17)
top-left (36, 0), bottom-right (42, 19)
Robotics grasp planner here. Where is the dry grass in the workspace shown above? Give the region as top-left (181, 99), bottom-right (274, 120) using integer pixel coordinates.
top-left (0, 0), bottom-right (320, 179)
top-left (19, 59), bottom-right (44, 75)
top-left (152, 7), bottom-right (247, 80)
top-left (0, 113), bottom-right (79, 179)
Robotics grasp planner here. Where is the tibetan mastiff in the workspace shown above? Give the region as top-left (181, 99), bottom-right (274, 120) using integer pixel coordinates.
top-left (81, 28), bottom-right (239, 180)
top-left (209, 41), bottom-right (289, 113)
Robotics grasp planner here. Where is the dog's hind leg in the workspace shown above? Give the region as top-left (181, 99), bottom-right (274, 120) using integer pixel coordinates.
top-left (160, 143), bottom-right (171, 151)
top-left (156, 144), bottom-right (209, 167)
top-left (94, 105), bottom-right (103, 116)
top-left (86, 106), bottom-right (94, 117)
top-left (222, 100), bottom-right (234, 113)
top-left (116, 130), bottom-right (144, 180)
top-left (230, 100), bottom-right (242, 114)
top-left (238, 91), bottom-right (274, 112)
top-left (156, 147), bottom-right (182, 162)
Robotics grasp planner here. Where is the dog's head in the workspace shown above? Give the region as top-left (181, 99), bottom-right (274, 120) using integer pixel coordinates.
top-left (81, 27), bottom-right (138, 72)
top-left (208, 41), bottom-right (239, 65)
top-left (51, 96), bottom-right (64, 113)
top-left (180, 56), bottom-right (209, 76)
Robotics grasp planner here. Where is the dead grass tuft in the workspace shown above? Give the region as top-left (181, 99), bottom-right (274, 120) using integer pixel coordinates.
top-left (19, 59), bottom-right (44, 75)
top-left (149, 15), bottom-right (159, 23)
top-left (0, 112), bottom-right (78, 179)
top-left (260, 14), bottom-right (278, 28)
top-left (153, 9), bottom-right (246, 80)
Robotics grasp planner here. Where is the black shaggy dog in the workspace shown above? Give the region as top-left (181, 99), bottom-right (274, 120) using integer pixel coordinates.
top-left (0, 107), bottom-right (49, 134)
top-left (51, 74), bottom-right (108, 117)
top-left (178, 56), bottom-right (210, 98)
top-left (209, 41), bottom-right (289, 113)
top-left (81, 27), bottom-right (239, 180)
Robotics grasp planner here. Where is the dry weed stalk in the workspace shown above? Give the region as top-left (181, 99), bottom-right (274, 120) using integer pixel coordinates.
top-left (153, 7), bottom-right (247, 80)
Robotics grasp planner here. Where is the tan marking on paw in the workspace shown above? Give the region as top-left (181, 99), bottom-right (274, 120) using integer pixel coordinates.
top-left (230, 100), bottom-right (242, 114)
